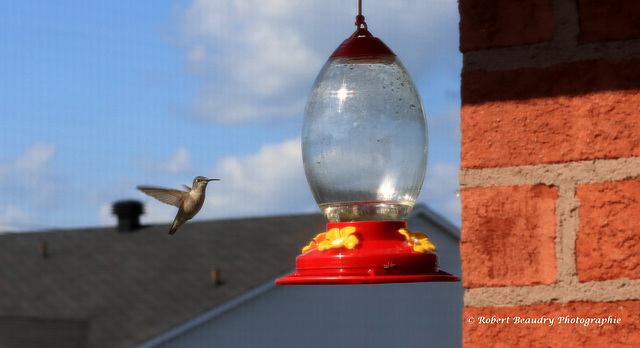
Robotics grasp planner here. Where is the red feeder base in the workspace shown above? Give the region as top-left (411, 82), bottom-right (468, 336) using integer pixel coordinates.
top-left (276, 221), bottom-right (459, 285)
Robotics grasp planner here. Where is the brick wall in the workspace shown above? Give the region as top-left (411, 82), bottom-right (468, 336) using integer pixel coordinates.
top-left (458, 0), bottom-right (640, 346)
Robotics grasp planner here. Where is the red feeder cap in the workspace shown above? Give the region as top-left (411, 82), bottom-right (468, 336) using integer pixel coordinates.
top-left (330, 26), bottom-right (396, 58)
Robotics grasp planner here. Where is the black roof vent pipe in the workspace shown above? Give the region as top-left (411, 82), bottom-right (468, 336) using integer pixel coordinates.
top-left (112, 200), bottom-right (144, 233)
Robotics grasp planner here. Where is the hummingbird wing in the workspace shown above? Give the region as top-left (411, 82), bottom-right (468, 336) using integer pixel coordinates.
top-left (137, 186), bottom-right (187, 208)
top-left (182, 184), bottom-right (191, 191)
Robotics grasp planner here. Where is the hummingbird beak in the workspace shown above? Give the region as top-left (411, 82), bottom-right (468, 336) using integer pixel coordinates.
top-left (207, 178), bottom-right (220, 182)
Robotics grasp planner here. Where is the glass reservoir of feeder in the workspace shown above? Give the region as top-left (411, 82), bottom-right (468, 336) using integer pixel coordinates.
top-left (302, 55), bottom-right (428, 223)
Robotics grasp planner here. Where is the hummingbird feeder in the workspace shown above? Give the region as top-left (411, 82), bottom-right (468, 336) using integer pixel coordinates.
top-left (276, 1), bottom-right (459, 285)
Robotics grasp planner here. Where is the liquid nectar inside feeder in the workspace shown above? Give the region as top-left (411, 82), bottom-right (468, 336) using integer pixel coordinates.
top-left (276, 6), bottom-right (459, 285)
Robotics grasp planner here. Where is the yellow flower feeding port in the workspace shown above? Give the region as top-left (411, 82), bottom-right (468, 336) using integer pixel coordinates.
top-left (302, 227), bottom-right (359, 253)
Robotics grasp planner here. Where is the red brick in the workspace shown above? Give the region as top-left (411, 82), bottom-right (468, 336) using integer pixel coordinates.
top-left (461, 90), bottom-right (640, 169)
top-left (461, 185), bottom-right (557, 288)
top-left (577, 0), bottom-right (640, 43)
top-left (576, 179), bottom-right (640, 282)
top-left (464, 301), bottom-right (640, 347)
top-left (459, 0), bottom-right (554, 52)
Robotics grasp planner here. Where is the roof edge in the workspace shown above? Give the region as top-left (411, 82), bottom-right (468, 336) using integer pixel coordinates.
top-left (134, 274), bottom-right (287, 348)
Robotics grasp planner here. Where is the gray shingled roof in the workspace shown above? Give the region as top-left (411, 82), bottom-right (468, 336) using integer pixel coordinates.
top-left (0, 213), bottom-right (326, 348)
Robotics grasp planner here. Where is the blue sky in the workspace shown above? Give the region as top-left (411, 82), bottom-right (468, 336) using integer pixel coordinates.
top-left (0, 0), bottom-right (461, 232)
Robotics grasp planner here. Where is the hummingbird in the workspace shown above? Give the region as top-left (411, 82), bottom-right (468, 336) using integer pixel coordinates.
top-left (137, 176), bottom-right (220, 235)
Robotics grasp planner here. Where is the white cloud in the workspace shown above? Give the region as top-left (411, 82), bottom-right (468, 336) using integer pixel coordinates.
top-left (0, 142), bottom-right (58, 207)
top-left (176, 0), bottom-right (324, 123)
top-left (139, 203), bottom-right (178, 225)
top-left (200, 138), bottom-right (317, 219)
top-left (419, 162), bottom-right (461, 226)
top-left (0, 205), bottom-right (33, 233)
top-left (0, 142), bottom-right (56, 180)
top-left (131, 139), bottom-right (461, 227)
top-left (174, 0), bottom-right (460, 124)
top-left (200, 138), bottom-right (460, 225)
top-left (0, 144), bottom-right (59, 231)
top-left (138, 146), bottom-right (192, 174)
top-left (164, 146), bottom-right (191, 174)
top-left (13, 143), bottom-right (56, 173)
top-left (127, 138), bottom-right (316, 225)
top-left (445, 198), bottom-right (462, 224)
top-left (98, 204), bottom-right (117, 227)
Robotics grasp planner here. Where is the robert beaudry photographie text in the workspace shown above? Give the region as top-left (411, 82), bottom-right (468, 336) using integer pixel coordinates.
top-left (466, 315), bottom-right (622, 327)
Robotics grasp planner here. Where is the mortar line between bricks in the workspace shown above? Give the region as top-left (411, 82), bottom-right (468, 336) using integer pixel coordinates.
top-left (464, 278), bottom-right (640, 308)
top-left (462, 39), bottom-right (640, 73)
top-left (555, 184), bottom-right (579, 284)
top-left (552, 0), bottom-right (579, 48)
top-left (459, 157), bottom-right (640, 189)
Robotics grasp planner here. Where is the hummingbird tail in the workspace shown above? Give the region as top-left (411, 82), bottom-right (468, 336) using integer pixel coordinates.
top-left (169, 218), bottom-right (184, 236)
